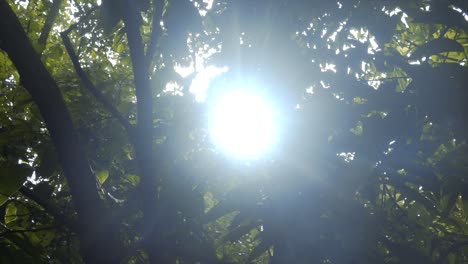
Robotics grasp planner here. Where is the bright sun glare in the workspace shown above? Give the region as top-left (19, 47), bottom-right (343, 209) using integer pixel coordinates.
top-left (209, 89), bottom-right (278, 159)
top-left (176, 62), bottom-right (278, 159)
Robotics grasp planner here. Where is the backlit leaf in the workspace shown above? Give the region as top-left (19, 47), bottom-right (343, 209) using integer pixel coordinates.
top-left (0, 164), bottom-right (32, 206)
top-left (97, 170), bottom-right (109, 184)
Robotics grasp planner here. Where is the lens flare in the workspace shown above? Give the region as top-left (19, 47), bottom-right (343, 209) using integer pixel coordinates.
top-left (209, 90), bottom-right (278, 159)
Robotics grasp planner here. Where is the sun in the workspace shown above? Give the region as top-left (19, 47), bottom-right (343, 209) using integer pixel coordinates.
top-left (209, 89), bottom-right (278, 159)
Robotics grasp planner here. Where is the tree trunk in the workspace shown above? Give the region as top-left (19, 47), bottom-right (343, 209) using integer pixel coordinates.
top-left (121, 1), bottom-right (163, 261)
top-left (0, 1), bottom-right (122, 262)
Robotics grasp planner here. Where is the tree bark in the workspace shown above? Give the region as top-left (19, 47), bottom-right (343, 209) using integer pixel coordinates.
top-left (0, 1), bottom-right (122, 263)
top-left (37, 0), bottom-right (62, 49)
top-left (122, 0), bottom-right (163, 261)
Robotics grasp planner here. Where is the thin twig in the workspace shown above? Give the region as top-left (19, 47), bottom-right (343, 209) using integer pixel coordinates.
top-left (61, 31), bottom-right (134, 134)
top-left (0, 222), bottom-right (11, 231)
top-left (438, 26), bottom-right (449, 39)
top-left (19, 186), bottom-right (79, 231)
top-left (72, 0), bottom-right (84, 14)
top-left (0, 225), bottom-right (60, 237)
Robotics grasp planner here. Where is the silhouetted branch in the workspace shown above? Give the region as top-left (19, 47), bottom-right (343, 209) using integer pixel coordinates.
top-left (61, 5), bottom-right (99, 35)
top-left (0, 225), bottom-right (60, 237)
top-left (61, 31), bottom-right (134, 134)
top-left (438, 240), bottom-right (468, 264)
top-left (19, 186), bottom-right (79, 231)
top-left (37, 0), bottom-right (63, 49)
top-left (145, 0), bottom-right (165, 70)
top-left (122, 1), bottom-right (159, 260)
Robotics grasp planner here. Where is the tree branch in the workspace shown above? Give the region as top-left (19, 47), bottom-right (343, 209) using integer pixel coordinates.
top-left (37, 0), bottom-right (63, 50)
top-left (122, 0), bottom-right (160, 260)
top-left (145, 0), bottom-right (164, 70)
top-left (438, 240), bottom-right (468, 263)
top-left (122, 0), bottom-right (156, 186)
top-left (19, 186), bottom-right (79, 231)
top-left (61, 31), bottom-right (135, 134)
top-left (0, 1), bottom-right (123, 262)
top-left (0, 225), bottom-right (60, 237)
top-left (61, 5), bottom-right (99, 35)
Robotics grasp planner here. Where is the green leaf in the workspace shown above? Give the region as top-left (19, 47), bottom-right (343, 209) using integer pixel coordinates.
top-left (441, 193), bottom-right (458, 217)
top-left (97, 170), bottom-right (109, 184)
top-left (116, 43), bottom-right (125, 53)
top-left (203, 199), bottom-right (240, 224)
top-left (461, 190), bottom-right (468, 217)
top-left (247, 238), bottom-right (272, 262)
top-left (112, 29), bottom-right (124, 51)
top-left (29, 229), bottom-right (56, 248)
top-left (223, 221), bottom-right (260, 243)
top-left (124, 174), bottom-right (140, 186)
top-left (382, 237), bottom-right (433, 264)
top-left (0, 164), bottom-right (32, 206)
top-left (3, 233), bottom-right (45, 261)
top-left (5, 202), bottom-right (17, 224)
top-left (448, 253), bottom-right (456, 264)
top-left (350, 121), bottom-right (363, 136)
top-left (229, 211), bottom-right (250, 231)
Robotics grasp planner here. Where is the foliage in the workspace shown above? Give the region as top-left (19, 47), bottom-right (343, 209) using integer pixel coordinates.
top-left (0, 0), bottom-right (467, 263)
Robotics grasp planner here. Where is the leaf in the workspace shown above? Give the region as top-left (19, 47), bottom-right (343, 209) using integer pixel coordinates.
top-left (116, 43), bottom-right (125, 53)
top-left (441, 193), bottom-right (459, 217)
top-left (29, 229), bottom-right (56, 248)
top-left (387, 178), bottom-right (437, 214)
top-left (222, 221), bottom-right (260, 243)
top-left (229, 210), bottom-right (249, 231)
top-left (0, 164), bottom-right (32, 206)
top-left (247, 238), bottom-right (273, 263)
top-left (382, 237), bottom-right (433, 264)
top-left (97, 170), bottom-right (109, 184)
top-left (4, 202), bottom-right (30, 228)
top-left (3, 233), bottom-right (45, 261)
top-left (448, 253), bottom-right (456, 264)
top-left (0, 239), bottom-right (35, 263)
top-left (350, 121), bottom-right (363, 136)
top-left (124, 174), bottom-right (140, 186)
top-left (111, 29), bottom-right (124, 51)
top-left (5, 202), bottom-right (17, 224)
top-left (203, 201), bottom-right (236, 223)
top-left (462, 189), bottom-right (468, 217)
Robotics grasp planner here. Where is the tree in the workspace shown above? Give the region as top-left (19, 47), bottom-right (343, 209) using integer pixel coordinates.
top-left (0, 0), bottom-right (467, 263)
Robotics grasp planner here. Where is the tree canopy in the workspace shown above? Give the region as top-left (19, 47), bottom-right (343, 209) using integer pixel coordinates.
top-left (0, 0), bottom-right (468, 263)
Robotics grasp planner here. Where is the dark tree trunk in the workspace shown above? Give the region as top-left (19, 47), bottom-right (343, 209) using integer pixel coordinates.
top-left (121, 1), bottom-right (162, 262)
top-left (0, 1), bottom-right (122, 263)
